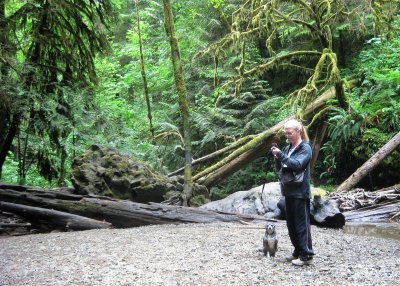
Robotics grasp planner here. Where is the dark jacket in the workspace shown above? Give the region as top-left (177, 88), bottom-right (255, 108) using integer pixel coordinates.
top-left (274, 141), bottom-right (312, 199)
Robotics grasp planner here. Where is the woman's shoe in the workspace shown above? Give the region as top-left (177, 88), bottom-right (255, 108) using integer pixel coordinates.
top-left (285, 255), bottom-right (298, 262)
top-left (292, 258), bottom-right (313, 266)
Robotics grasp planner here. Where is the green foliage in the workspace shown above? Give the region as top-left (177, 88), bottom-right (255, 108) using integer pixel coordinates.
top-left (371, 0), bottom-right (400, 40)
top-left (196, 0), bottom-right (367, 113)
top-left (2, 0), bottom-right (398, 194)
top-left (2, 153), bottom-right (59, 188)
top-left (189, 79), bottom-right (286, 194)
top-left (208, 0), bottom-right (224, 9)
top-left (317, 22), bottom-right (400, 186)
top-left (192, 80), bottom-right (285, 155)
top-left (352, 32), bottom-right (400, 133)
top-left (352, 128), bottom-right (400, 186)
top-left (319, 140), bottom-right (339, 184)
top-left (190, 194), bottom-right (211, 207)
top-left (352, 128), bottom-right (396, 163)
top-left (327, 107), bottom-right (364, 142)
top-left (317, 184), bottom-right (336, 193)
top-left (0, 0), bottom-right (114, 186)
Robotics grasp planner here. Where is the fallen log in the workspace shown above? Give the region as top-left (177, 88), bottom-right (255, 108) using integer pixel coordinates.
top-left (0, 201), bottom-right (112, 231)
top-left (335, 131), bottom-right (400, 193)
top-left (0, 185), bottom-right (268, 228)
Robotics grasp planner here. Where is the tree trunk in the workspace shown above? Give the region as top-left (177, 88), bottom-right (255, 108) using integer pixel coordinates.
top-left (163, 0), bottom-right (193, 206)
top-left (135, 0), bottom-right (154, 138)
top-left (311, 121), bottom-right (328, 173)
top-left (215, 5), bottom-right (232, 32)
top-left (335, 80), bottom-right (349, 110)
top-left (335, 131), bottom-right (400, 193)
top-left (0, 0), bottom-right (11, 76)
top-left (0, 113), bottom-right (20, 178)
top-left (57, 147), bottom-right (68, 186)
top-left (0, 184), bottom-right (268, 228)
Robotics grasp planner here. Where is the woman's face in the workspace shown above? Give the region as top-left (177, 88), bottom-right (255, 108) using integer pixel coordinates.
top-left (284, 127), bottom-right (301, 143)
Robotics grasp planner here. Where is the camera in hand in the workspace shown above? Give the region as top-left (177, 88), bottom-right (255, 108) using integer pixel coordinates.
top-left (268, 143), bottom-right (278, 156)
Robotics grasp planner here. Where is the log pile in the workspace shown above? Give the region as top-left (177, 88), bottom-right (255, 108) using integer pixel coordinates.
top-left (0, 183), bottom-right (269, 235)
top-left (330, 185), bottom-right (400, 222)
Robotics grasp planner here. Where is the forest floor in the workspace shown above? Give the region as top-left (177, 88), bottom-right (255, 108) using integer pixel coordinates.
top-left (0, 221), bottom-right (399, 286)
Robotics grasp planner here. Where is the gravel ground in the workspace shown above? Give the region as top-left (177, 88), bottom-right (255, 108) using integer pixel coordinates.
top-left (0, 221), bottom-right (399, 286)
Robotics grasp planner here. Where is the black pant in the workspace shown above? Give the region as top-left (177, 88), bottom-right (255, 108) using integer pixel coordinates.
top-left (285, 197), bottom-right (314, 260)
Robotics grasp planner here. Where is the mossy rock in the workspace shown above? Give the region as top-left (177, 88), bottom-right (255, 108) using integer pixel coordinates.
top-left (71, 145), bottom-right (208, 203)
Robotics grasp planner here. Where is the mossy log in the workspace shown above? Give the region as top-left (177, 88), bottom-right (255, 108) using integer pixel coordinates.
top-left (0, 184), bottom-right (268, 229)
top-left (194, 86), bottom-right (338, 188)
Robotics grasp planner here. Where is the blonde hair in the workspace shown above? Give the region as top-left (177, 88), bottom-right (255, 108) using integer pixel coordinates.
top-left (284, 119), bottom-right (309, 142)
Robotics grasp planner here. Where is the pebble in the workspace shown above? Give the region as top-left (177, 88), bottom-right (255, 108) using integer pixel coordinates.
top-left (0, 222), bottom-right (399, 286)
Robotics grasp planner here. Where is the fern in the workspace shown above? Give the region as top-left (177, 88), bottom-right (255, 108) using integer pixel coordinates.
top-left (327, 107), bottom-right (363, 142)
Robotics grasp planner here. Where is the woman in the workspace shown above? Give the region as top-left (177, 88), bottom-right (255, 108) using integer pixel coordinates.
top-left (271, 119), bottom-right (314, 266)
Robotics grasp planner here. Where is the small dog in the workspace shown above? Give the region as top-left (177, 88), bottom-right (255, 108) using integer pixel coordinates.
top-left (263, 223), bottom-right (278, 257)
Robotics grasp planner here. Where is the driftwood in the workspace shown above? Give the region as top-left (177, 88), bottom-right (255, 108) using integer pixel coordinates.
top-left (336, 131), bottom-right (400, 193)
top-left (0, 183), bottom-right (268, 231)
top-left (330, 185), bottom-right (400, 222)
top-left (343, 201), bottom-right (400, 222)
top-left (0, 201), bottom-right (112, 231)
top-left (0, 222), bottom-right (31, 228)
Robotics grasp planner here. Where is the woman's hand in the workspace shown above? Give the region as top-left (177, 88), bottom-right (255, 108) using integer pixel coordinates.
top-left (271, 146), bottom-right (281, 158)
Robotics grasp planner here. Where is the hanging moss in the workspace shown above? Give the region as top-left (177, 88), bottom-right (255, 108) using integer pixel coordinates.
top-left (195, 0), bottom-right (365, 117)
top-left (371, 0), bottom-right (400, 41)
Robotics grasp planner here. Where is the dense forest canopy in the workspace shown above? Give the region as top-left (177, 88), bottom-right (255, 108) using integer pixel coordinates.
top-left (0, 0), bottom-right (399, 199)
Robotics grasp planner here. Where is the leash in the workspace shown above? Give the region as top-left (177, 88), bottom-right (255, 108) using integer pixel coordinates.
top-left (261, 142), bottom-right (278, 197)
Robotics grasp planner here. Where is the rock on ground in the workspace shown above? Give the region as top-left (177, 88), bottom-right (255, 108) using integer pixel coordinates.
top-left (201, 182), bottom-right (345, 228)
top-left (70, 144), bottom-right (207, 203)
top-left (0, 222), bottom-right (399, 286)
